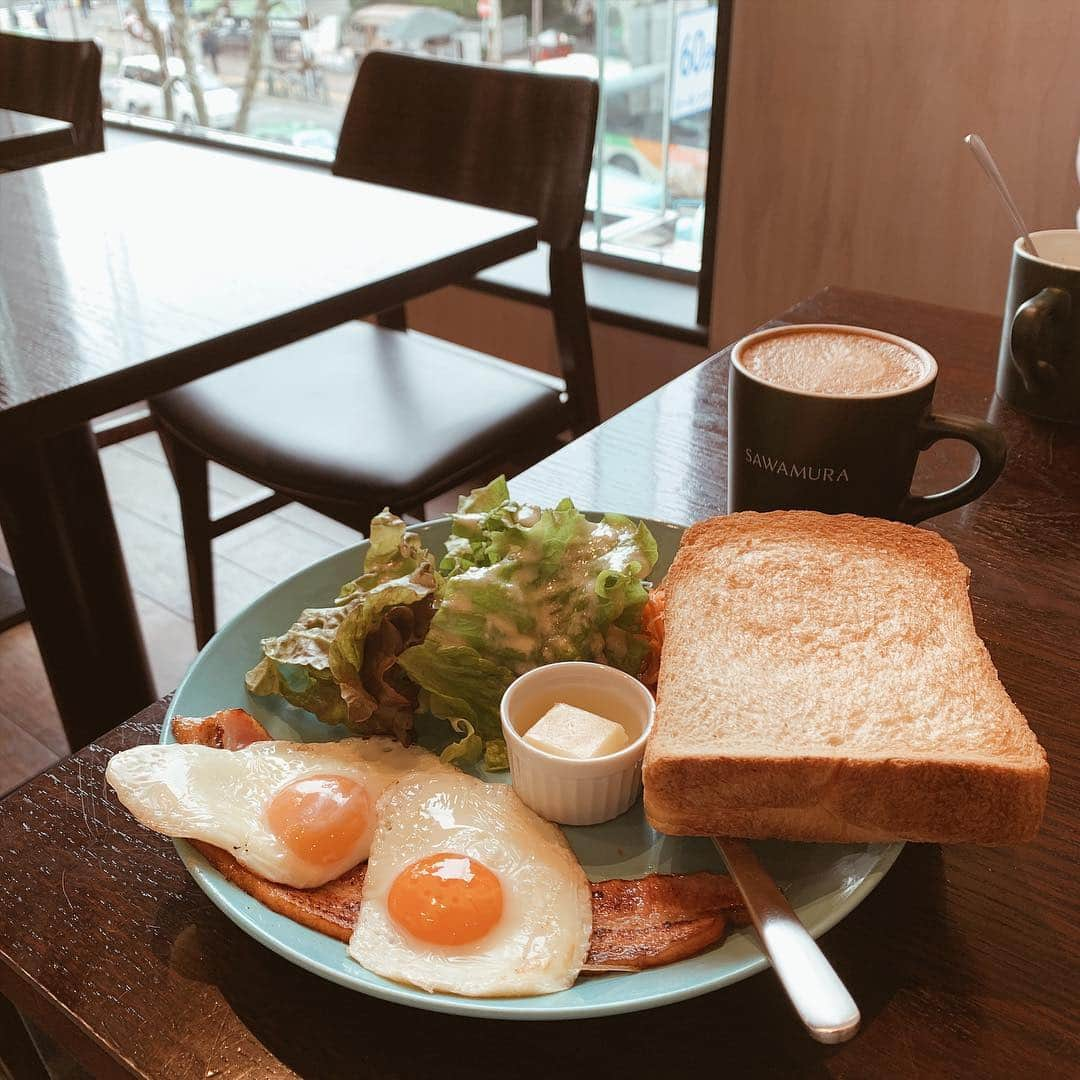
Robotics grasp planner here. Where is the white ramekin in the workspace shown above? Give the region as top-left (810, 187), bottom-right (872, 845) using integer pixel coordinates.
top-left (500, 661), bottom-right (656, 826)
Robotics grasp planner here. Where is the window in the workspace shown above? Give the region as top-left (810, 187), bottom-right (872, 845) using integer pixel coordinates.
top-left (585, 1), bottom-right (721, 272)
top-left (5, 0), bottom-right (726, 276)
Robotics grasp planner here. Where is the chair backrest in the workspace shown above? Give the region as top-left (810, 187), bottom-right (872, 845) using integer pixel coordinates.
top-left (335, 51), bottom-right (597, 252)
top-left (0, 32), bottom-right (104, 156)
top-left (334, 51), bottom-right (601, 431)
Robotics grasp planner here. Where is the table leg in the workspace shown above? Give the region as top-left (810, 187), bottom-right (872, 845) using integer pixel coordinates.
top-left (0, 423), bottom-right (155, 749)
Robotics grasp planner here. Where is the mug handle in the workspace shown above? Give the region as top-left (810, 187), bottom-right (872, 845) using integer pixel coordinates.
top-left (1010, 286), bottom-right (1071, 392)
top-left (897, 414), bottom-right (1008, 524)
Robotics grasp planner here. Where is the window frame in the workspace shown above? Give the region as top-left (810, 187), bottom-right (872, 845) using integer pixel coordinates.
top-left (695, 0), bottom-right (733, 328)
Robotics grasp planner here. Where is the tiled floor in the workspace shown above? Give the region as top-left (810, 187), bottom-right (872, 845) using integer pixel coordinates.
top-left (0, 429), bottom-right (464, 796)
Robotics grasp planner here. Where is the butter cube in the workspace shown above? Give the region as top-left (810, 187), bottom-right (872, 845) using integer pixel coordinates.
top-left (523, 702), bottom-right (629, 760)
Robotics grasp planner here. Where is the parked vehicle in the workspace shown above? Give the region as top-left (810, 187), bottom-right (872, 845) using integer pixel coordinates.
top-left (345, 3), bottom-right (465, 60)
top-left (530, 28), bottom-right (574, 61)
top-left (532, 53), bottom-right (707, 200)
top-left (113, 54), bottom-right (240, 129)
top-left (212, 15), bottom-right (306, 63)
top-left (602, 115), bottom-right (709, 201)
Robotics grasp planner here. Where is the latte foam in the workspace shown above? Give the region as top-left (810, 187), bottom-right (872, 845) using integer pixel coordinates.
top-left (740, 330), bottom-right (929, 396)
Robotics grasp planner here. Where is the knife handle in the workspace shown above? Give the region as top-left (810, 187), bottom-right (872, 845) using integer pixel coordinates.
top-left (715, 838), bottom-right (861, 1044)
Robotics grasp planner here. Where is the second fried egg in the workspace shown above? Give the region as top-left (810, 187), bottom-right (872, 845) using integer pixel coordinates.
top-left (349, 770), bottom-right (592, 997)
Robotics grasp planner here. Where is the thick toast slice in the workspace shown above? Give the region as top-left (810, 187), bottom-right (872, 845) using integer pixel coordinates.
top-left (642, 512), bottom-right (1048, 844)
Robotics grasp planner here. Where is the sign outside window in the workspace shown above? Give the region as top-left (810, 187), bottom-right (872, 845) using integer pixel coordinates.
top-left (671, 6), bottom-right (718, 121)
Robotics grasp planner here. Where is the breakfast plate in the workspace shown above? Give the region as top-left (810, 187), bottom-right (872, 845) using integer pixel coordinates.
top-left (164, 514), bottom-right (904, 1020)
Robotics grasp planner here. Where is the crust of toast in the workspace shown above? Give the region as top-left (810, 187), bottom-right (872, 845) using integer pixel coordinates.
top-left (642, 512), bottom-right (1049, 844)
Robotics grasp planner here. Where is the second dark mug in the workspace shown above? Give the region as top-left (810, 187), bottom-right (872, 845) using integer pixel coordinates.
top-left (998, 229), bottom-right (1080, 423)
top-left (727, 324), bottom-right (1008, 523)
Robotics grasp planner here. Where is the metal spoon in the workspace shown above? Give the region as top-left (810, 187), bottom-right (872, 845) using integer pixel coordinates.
top-left (964, 133), bottom-right (1040, 257)
top-left (713, 838), bottom-right (860, 1044)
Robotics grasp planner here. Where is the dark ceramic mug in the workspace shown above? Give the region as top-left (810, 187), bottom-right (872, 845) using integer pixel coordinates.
top-left (998, 229), bottom-right (1080, 423)
top-left (728, 324), bottom-right (1008, 523)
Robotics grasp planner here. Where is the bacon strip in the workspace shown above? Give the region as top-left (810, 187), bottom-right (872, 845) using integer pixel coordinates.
top-left (190, 839), bottom-right (365, 942)
top-left (170, 711), bottom-right (746, 967)
top-left (191, 838), bottom-right (746, 969)
top-left (584, 872), bottom-right (747, 971)
top-left (171, 708), bottom-right (272, 750)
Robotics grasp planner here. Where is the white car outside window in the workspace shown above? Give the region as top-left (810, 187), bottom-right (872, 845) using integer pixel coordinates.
top-left (115, 55), bottom-right (240, 130)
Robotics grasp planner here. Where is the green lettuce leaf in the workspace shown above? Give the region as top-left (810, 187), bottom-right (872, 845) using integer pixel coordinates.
top-left (245, 511), bottom-right (436, 740)
top-left (244, 655), bottom-right (349, 725)
top-left (399, 478), bottom-right (657, 765)
top-left (437, 715), bottom-right (485, 768)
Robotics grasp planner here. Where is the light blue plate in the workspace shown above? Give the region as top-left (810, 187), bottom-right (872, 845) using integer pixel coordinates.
top-left (165, 515), bottom-right (903, 1020)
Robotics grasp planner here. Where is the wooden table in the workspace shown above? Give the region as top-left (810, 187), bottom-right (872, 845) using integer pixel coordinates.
top-left (0, 140), bottom-right (536, 750)
top-left (0, 288), bottom-right (1076, 1078)
top-left (0, 108), bottom-right (74, 172)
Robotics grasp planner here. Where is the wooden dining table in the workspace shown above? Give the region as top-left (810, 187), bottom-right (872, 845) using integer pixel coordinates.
top-left (0, 287), bottom-right (1076, 1078)
top-left (0, 140), bottom-right (536, 752)
top-left (0, 107), bottom-right (74, 172)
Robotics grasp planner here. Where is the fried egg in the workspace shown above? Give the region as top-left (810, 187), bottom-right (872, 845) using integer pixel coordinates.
top-left (106, 738), bottom-right (452, 888)
top-left (349, 771), bottom-right (591, 997)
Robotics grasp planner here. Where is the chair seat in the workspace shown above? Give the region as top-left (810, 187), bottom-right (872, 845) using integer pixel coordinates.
top-left (151, 322), bottom-right (566, 506)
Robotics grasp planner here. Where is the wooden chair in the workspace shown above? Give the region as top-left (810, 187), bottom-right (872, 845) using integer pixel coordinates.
top-left (151, 51), bottom-right (600, 646)
top-left (0, 32), bottom-right (104, 158)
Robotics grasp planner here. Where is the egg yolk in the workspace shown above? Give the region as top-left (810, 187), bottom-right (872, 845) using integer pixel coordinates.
top-left (266, 774), bottom-right (369, 867)
top-left (387, 853), bottom-right (503, 946)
